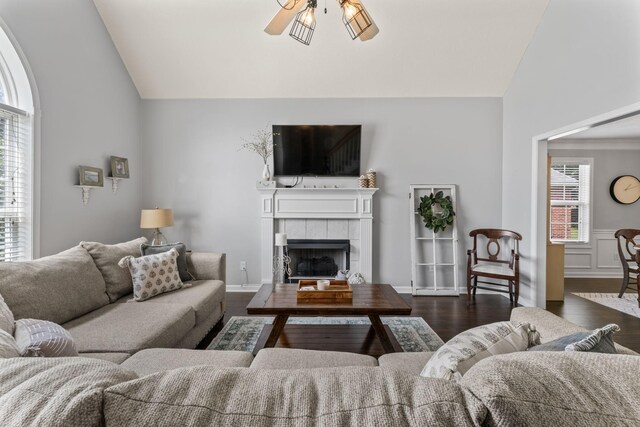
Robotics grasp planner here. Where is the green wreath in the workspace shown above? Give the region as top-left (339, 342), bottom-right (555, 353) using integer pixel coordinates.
top-left (418, 191), bottom-right (455, 233)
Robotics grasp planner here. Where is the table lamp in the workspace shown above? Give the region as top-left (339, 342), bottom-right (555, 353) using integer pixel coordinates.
top-left (140, 208), bottom-right (174, 245)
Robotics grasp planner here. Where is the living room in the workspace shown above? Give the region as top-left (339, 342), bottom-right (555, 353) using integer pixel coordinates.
top-left (0, 1), bottom-right (639, 425)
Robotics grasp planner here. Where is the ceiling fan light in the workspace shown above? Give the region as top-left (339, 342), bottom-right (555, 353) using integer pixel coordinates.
top-left (290, 2), bottom-right (317, 45)
top-left (340, 0), bottom-right (372, 40)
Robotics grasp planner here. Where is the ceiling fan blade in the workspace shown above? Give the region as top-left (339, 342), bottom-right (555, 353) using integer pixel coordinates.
top-left (264, 0), bottom-right (307, 35)
top-left (350, 0), bottom-right (379, 41)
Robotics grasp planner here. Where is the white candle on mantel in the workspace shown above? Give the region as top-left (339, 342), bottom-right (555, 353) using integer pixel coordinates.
top-left (275, 233), bottom-right (288, 247)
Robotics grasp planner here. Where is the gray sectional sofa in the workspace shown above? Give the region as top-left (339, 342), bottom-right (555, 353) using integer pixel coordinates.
top-left (0, 239), bottom-right (226, 363)
top-left (1, 307), bottom-right (639, 426)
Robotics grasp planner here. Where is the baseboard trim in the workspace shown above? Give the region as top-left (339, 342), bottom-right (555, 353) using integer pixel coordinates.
top-left (227, 284), bottom-right (262, 292)
top-left (229, 284), bottom-right (418, 294)
top-left (564, 273), bottom-right (624, 279)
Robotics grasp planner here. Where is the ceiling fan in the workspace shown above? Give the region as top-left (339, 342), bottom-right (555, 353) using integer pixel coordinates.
top-left (265, 0), bottom-right (379, 46)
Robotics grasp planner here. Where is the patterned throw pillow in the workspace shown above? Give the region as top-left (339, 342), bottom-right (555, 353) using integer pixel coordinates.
top-left (119, 248), bottom-right (185, 302)
top-left (14, 319), bottom-right (79, 357)
top-left (140, 242), bottom-right (194, 282)
top-left (0, 330), bottom-right (20, 358)
top-left (0, 293), bottom-right (14, 335)
top-left (421, 321), bottom-right (540, 381)
top-left (528, 324), bottom-right (619, 354)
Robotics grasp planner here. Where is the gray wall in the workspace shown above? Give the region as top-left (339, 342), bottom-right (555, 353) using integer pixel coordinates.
top-left (548, 148), bottom-right (640, 231)
top-left (141, 98), bottom-right (503, 288)
top-left (502, 0), bottom-right (640, 305)
top-left (0, 0), bottom-right (142, 255)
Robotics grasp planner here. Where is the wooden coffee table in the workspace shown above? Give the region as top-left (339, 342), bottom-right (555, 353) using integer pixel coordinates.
top-left (246, 283), bottom-right (412, 355)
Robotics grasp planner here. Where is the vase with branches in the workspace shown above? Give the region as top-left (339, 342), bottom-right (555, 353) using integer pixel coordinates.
top-left (241, 127), bottom-right (276, 180)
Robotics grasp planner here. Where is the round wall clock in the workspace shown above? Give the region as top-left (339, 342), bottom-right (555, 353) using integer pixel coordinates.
top-left (610, 175), bottom-right (640, 204)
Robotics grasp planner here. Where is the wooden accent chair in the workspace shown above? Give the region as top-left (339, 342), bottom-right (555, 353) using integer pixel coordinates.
top-left (467, 229), bottom-right (522, 306)
top-left (614, 229), bottom-right (640, 304)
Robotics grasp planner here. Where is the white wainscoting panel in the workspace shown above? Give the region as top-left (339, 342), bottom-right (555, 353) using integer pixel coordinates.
top-left (564, 253), bottom-right (591, 269)
top-left (596, 238), bottom-right (621, 269)
top-left (564, 229), bottom-right (623, 278)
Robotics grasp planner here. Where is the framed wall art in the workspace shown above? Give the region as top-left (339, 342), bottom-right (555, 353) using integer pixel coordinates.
top-left (110, 156), bottom-right (130, 179)
top-left (78, 166), bottom-right (104, 187)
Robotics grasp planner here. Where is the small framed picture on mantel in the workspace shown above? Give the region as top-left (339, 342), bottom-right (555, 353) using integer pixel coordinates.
top-left (110, 156), bottom-right (130, 179)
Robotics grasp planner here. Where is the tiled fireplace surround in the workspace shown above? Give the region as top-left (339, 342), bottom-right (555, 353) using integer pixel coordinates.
top-left (258, 188), bottom-right (378, 285)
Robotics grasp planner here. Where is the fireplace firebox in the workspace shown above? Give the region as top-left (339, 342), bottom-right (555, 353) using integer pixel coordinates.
top-left (286, 239), bottom-right (350, 282)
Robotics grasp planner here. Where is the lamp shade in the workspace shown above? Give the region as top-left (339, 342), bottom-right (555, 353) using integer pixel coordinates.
top-left (140, 208), bottom-right (174, 229)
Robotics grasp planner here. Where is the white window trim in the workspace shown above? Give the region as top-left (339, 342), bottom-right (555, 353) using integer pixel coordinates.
top-left (0, 18), bottom-right (40, 260)
top-left (549, 157), bottom-right (594, 247)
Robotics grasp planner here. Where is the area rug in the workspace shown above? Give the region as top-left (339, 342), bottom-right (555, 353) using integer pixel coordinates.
top-left (206, 316), bottom-right (444, 353)
top-left (572, 292), bottom-right (640, 318)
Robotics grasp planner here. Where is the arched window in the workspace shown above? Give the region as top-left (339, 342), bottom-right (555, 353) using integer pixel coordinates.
top-left (0, 79), bottom-right (6, 103)
top-left (0, 24), bottom-right (35, 262)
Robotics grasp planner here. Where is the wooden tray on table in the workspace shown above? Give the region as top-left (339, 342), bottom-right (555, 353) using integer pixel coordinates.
top-left (296, 280), bottom-right (353, 304)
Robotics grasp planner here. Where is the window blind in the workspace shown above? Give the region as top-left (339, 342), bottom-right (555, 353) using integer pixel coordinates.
top-left (550, 159), bottom-right (591, 243)
top-left (0, 103), bottom-right (31, 262)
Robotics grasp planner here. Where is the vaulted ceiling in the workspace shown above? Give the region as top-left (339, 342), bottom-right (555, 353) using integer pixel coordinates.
top-left (93, 0), bottom-right (549, 99)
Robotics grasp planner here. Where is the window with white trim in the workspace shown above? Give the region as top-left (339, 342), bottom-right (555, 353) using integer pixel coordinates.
top-left (0, 48), bottom-right (32, 262)
top-left (549, 158), bottom-right (592, 243)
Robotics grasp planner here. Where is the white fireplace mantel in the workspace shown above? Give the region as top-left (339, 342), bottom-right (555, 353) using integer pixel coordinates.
top-left (258, 188), bottom-right (378, 285)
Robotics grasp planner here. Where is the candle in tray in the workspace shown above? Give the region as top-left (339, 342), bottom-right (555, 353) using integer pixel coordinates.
top-left (317, 280), bottom-right (330, 290)
top-left (275, 233), bottom-right (288, 247)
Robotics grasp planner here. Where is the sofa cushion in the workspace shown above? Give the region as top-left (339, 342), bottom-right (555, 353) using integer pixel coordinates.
top-left (0, 357), bottom-right (137, 426)
top-left (81, 352), bottom-right (131, 364)
top-left (174, 304), bottom-right (224, 349)
top-left (141, 242), bottom-right (194, 282)
top-left (461, 351), bottom-right (640, 426)
top-left (186, 252), bottom-right (226, 282)
top-left (421, 321), bottom-right (540, 381)
top-left (121, 349), bottom-right (254, 376)
top-left (63, 302), bottom-right (195, 354)
top-left (0, 245), bottom-right (110, 324)
top-left (104, 366), bottom-right (486, 426)
top-left (0, 294), bottom-right (14, 335)
top-left (82, 237), bottom-right (148, 302)
top-left (15, 318), bottom-right (79, 357)
top-left (378, 352), bottom-right (435, 375)
top-left (121, 280), bottom-right (225, 325)
top-left (251, 348), bottom-right (378, 369)
top-left (0, 330), bottom-right (20, 358)
top-left (119, 248), bottom-right (185, 302)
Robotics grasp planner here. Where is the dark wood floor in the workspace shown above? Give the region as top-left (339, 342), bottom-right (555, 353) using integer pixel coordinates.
top-left (547, 278), bottom-right (640, 352)
top-left (198, 280), bottom-right (640, 355)
top-left (198, 293), bottom-right (517, 356)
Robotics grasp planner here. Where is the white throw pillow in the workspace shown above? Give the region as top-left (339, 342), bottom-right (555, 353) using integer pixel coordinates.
top-left (421, 321), bottom-right (540, 381)
top-left (0, 293), bottom-right (15, 335)
top-left (119, 248), bottom-right (186, 302)
top-left (14, 319), bottom-right (79, 357)
top-left (0, 330), bottom-right (20, 358)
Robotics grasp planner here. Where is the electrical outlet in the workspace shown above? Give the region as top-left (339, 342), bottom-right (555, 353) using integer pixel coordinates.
top-left (240, 261), bottom-right (247, 271)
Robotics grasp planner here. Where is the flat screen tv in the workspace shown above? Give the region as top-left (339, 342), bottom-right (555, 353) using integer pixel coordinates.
top-left (273, 125), bottom-right (362, 177)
